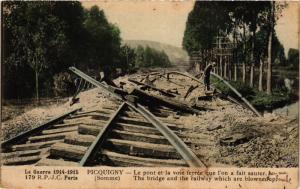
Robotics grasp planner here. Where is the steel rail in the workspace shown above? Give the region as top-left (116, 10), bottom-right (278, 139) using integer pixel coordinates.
top-left (165, 71), bottom-right (261, 117)
top-left (69, 67), bottom-right (122, 101)
top-left (211, 73), bottom-right (262, 117)
top-left (80, 102), bottom-right (126, 166)
top-left (69, 67), bottom-right (205, 167)
top-left (126, 102), bottom-right (205, 167)
top-left (1, 108), bottom-right (82, 149)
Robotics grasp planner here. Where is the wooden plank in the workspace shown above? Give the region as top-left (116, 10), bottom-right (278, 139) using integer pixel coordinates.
top-left (111, 130), bottom-right (169, 144)
top-left (102, 104), bottom-right (119, 110)
top-left (76, 110), bottom-right (113, 115)
top-left (53, 123), bottom-right (81, 128)
top-left (3, 155), bottom-right (44, 165)
top-left (63, 117), bottom-right (92, 123)
top-left (69, 113), bottom-right (110, 120)
top-left (158, 117), bottom-right (180, 125)
top-left (42, 126), bottom-right (78, 135)
top-left (12, 140), bottom-right (63, 151)
top-left (104, 139), bottom-right (180, 159)
top-left (115, 123), bottom-right (161, 135)
top-left (29, 132), bottom-right (76, 142)
top-left (123, 111), bottom-right (144, 119)
top-left (120, 114), bottom-right (187, 132)
top-left (117, 117), bottom-right (153, 127)
top-left (102, 150), bottom-right (187, 167)
top-left (119, 114), bottom-right (188, 130)
top-left (64, 134), bottom-right (96, 147)
top-left (1, 148), bottom-right (49, 159)
top-left (78, 125), bottom-right (102, 136)
top-left (36, 158), bottom-right (79, 166)
top-left (50, 142), bottom-right (87, 161)
top-left (63, 119), bottom-right (107, 127)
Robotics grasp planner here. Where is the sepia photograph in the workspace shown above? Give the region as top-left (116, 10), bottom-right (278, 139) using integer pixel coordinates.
top-left (1, 1), bottom-right (299, 188)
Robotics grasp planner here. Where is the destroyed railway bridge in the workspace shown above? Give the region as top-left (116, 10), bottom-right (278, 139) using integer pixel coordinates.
top-left (1, 67), bottom-right (261, 167)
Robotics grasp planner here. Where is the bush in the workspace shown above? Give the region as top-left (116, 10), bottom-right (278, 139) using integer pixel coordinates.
top-left (250, 92), bottom-right (290, 110)
top-left (212, 77), bottom-right (292, 110)
top-left (213, 79), bottom-right (255, 98)
top-left (53, 72), bottom-right (76, 97)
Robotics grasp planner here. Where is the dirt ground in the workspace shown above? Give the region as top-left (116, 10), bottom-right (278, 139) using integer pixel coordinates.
top-left (116, 72), bottom-right (299, 167)
top-left (1, 71), bottom-right (298, 167)
top-left (1, 89), bottom-right (113, 141)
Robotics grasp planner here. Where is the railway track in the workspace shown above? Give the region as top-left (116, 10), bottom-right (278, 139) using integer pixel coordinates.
top-left (1, 67), bottom-right (207, 167)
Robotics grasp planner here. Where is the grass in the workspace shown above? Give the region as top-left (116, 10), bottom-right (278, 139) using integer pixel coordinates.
top-left (249, 91), bottom-right (290, 110)
top-left (211, 76), bottom-right (293, 111)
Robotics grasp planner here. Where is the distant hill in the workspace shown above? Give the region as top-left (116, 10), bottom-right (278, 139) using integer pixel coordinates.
top-left (123, 40), bottom-right (189, 64)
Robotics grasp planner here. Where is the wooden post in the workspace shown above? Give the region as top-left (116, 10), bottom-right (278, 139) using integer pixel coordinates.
top-left (234, 63), bottom-right (237, 81)
top-left (195, 61), bottom-right (200, 73)
top-left (220, 57), bottom-right (223, 77)
top-left (267, 1), bottom-right (274, 95)
top-left (228, 56), bottom-right (232, 81)
top-left (258, 58), bottom-right (264, 92)
top-left (224, 56), bottom-right (227, 79)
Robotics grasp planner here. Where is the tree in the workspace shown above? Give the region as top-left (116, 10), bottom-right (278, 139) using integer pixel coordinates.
top-left (258, 56), bottom-right (264, 92)
top-left (135, 45), bottom-right (145, 68)
top-left (133, 46), bottom-right (171, 68)
top-left (119, 45), bottom-right (136, 73)
top-left (244, 2), bottom-right (269, 87)
top-left (254, 24), bottom-right (286, 92)
top-left (182, 1), bottom-right (233, 55)
top-left (255, 27), bottom-right (286, 67)
top-left (3, 2), bottom-right (124, 100)
top-left (266, 1), bottom-right (286, 94)
top-left (287, 49), bottom-right (299, 69)
top-left (3, 2), bottom-right (68, 101)
top-left (83, 5), bottom-right (121, 74)
top-left (230, 2), bottom-right (270, 86)
top-left (266, 1), bottom-right (274, 94)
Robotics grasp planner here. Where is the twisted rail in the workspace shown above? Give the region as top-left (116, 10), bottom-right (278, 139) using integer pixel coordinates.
top-left (69, 67), bottom-right (205, 167)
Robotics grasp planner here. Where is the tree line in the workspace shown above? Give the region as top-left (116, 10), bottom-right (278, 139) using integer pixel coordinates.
top-left (2, 2), bottom-right (171, 100)
top-left (183, 1), bottom-right (298, 95)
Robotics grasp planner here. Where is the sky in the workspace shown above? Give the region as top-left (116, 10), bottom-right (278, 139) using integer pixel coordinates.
top-left (82, 1), bottom-right (299, 55)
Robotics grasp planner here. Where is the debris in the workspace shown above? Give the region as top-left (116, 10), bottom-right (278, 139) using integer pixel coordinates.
top-left (220, 133), bottom-right (252, 146)
top-left (204, 90), bottom-right (215, 96)
top-left (125, 95), bottom-right (139, 107)
top-left (207, 124), bottom-right (223, 131)
top-left (70, 97), bottom-right (80, 106)
top-left (183, 85), bottom-right (198, 99)
top-left (129, 88), bottom-right (203, 114)
top-left (128, 78), bottom-right (176, 97)
top-left (263, 113), bottom-right (277, 122)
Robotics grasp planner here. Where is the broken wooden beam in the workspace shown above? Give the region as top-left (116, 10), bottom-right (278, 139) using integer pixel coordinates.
top-left (128, 79), bottom-right (176, 97)
top-left (184, 85), bottom-right (199, 99)
top-left (129, 88), bottom-right (202, 114)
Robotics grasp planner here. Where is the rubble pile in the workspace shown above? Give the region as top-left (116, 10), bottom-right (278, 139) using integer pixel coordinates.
top-left (2, 70), bottom-right (298, 167)
top-left (115, 72), bottom-right (298, 167)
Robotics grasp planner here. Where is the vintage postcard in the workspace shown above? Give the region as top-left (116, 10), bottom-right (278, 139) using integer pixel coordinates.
top-left (1, 1), bottom-right (299, 189)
